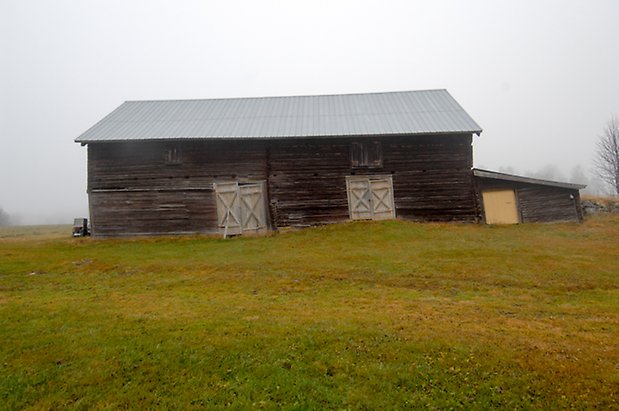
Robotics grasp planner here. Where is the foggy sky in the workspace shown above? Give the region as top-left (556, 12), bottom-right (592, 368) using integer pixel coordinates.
top-left (1, 0), bottom-right (618, 224)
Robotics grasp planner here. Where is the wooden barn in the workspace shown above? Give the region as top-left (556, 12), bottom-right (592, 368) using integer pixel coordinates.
top-left (76, 89), bottom-right (585, 237)
top-left (76, 89), bottom-right (485, 236)
top-left (473, 169), bottom-right (585, 224)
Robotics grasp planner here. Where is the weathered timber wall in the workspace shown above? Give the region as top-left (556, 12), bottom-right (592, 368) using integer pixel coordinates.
top-left (268, 134), bottom-right (476, 226)
top-left (89, 189), bottom-right (216, 235)
top-left (267, 139), bottom-right (350, 227)
top-left (87, 134), bottom-right (477, 236)
top-left (475, 177), bottom-right (583, 223)
top-left (383, 135), bottom-right (476, 222)
top-left (89, 141), bottom-right (267, 190)
top-left (88, 141), bottom-right (267, 236)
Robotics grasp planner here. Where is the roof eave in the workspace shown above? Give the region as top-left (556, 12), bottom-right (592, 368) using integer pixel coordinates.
top-left (75, 129), bottom-right (482, 144)
top-left (473, 168), bottom-right (586, 190)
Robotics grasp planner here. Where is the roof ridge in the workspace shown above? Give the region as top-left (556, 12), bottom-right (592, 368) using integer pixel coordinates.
top-left (124, 89), bottom-right (449, 104)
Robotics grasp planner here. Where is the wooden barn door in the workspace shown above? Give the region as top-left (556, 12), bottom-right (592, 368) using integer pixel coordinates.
top-left (346, 176), bottom-right (395, 221)
top-left (369, 178), bottom-right (396, 220)
top-left (214, 182), bottom-right (243, 236)
top-left (214, 181), bottom-right (268, 237)
top-left (238, 183), bottom-right (268, 233)
top-left (347, 178), bottom-right (373, 220)
top-left (481, 189), bottom-right (520, 224)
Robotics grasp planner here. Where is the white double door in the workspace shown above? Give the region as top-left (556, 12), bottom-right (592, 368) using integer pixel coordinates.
top-left (346, 176), bottom-right (395, 221)
top-left (214, 181), bottom-right (268, 236)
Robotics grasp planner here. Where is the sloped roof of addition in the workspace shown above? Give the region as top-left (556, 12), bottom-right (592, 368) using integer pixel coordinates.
top-left (76, 89), bottom-right (482, 143)
top-left (473, 169), bottom-right (587, 190)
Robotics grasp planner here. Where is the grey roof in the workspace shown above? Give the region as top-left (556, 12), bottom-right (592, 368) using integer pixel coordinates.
top-left (473, 169), bottom-right (586, 190)
top-left (75, 89), bottom-right (482, 143)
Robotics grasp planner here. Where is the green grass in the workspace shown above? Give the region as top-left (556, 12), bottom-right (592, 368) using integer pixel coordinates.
top-left (1, 216), bottom-right (618, 409)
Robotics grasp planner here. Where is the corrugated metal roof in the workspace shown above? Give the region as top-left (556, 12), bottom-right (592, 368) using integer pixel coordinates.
top-left (75, 89), bottom-right (482, 143)
top-left (473, 169), bottom-right (586, 190)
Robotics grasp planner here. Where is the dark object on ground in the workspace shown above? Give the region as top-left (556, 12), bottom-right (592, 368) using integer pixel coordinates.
top-left (72, 218), bottom-right (90, 237)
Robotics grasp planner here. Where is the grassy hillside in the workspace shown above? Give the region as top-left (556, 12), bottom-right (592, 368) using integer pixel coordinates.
top-left (1, 216), bottom-right (618, 409)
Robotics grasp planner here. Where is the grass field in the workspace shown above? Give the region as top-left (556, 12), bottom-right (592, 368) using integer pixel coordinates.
top-left (1, 216), bottom-right (618, 409)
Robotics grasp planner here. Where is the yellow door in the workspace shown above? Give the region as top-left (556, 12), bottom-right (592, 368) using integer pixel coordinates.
top-left (482, 189), bottom-right (519, 224)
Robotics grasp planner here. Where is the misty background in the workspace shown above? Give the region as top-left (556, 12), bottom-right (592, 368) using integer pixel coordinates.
top-left (1, 0), bottom-right (618, 225)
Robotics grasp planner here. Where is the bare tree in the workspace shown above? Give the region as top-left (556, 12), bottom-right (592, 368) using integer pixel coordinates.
top-left (595, 116), bottom-right (619, 195)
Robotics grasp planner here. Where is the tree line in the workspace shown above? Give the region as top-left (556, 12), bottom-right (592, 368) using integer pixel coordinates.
top-left (0, 207), bottom-right (12, 226)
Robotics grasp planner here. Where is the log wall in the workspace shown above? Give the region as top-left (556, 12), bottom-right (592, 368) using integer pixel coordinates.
top-left (87, 134), bottom-right (477, 236)
top-left (267, 135), bottom-right (477, 226)
top-left (88, 141), bottom-right (267, 236)
top-left (383, 135), bottom-right (476, 222)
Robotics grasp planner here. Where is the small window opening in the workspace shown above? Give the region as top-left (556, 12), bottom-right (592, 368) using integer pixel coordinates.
top-left (351, 141), bottom-right (382, 168)
top-left (165, 147), bottom-right (181, 165)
